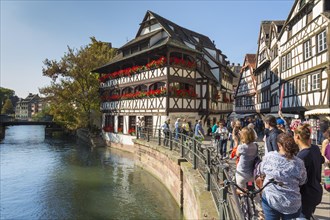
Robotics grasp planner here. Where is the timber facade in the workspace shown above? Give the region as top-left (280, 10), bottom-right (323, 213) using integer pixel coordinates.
top-left (94, 11), bottom-right (235, 134)
top-left (279, 0), bottom-right (330, 118)
top-left (235, 0), bottom-right (330, 120)
top-left (235, 54), bottom-right (257, 116)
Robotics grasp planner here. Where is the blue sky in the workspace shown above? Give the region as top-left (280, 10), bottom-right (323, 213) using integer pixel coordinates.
top-left (1, 0), bottom-right (294, 98)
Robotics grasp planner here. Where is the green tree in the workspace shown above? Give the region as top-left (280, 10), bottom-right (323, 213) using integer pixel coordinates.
top-left (0, 87), bottom-right (15, 112)
top-left (40, 37), bottom-right (116, 130)
top-left (1, 99), bottom-right (14, 114)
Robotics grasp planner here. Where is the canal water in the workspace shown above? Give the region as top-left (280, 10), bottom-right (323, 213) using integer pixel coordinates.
top-left (0, 125), bottom-right (182, 220)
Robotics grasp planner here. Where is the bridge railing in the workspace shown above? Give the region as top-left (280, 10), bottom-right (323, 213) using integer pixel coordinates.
top-left (136, 126), bottom-right (244, 219)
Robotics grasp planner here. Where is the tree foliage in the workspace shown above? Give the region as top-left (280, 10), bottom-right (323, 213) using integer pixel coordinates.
top-left (1, 99), bottom-right (14, 114)
top-left (0, 87), bottom-right (15, 112)
top-left (40, 37), bottom-right (116, 130)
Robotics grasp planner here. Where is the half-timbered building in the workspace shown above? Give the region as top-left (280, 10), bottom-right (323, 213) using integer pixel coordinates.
top-left (254, 21), bottom-right (272, 115)
top-left (235, 54), bottom-right (257, 117)
top-left (278, 0), bottom-right (330, 120)
top-left (93, 11), bottom-right (235, 137)
top-left (269, 21), bottom-right (285, 114)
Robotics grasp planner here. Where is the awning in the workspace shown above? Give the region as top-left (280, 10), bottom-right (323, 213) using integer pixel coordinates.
top-left (267, 113), bottom-right (298, 118)
top-left (305, 108), bottom-right (330, 116)
top-left (235, 113), bottom-right (256, 119)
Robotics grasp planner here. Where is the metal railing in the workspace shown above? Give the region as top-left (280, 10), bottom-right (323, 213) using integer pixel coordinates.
top-left (135, 126), bottom-right (244, 219)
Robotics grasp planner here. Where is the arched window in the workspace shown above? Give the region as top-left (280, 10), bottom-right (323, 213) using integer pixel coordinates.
top-left (134, 85), bottom-right (148, 92)
top-left (149, 82), bottom-right (166, 91)
top-left (110, 89), bottom-right (120, 96)
top-left (122, 87), bottom-right (133, 95)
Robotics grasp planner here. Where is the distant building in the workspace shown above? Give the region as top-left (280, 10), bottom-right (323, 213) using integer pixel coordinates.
top-left (15, 93), bottom-right (45, 120)
top-left (235, 54), bottom-right (257, 118)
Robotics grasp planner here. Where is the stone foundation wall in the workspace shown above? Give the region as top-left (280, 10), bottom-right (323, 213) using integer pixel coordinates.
top-left (107, 139), bottom-right (218, 220)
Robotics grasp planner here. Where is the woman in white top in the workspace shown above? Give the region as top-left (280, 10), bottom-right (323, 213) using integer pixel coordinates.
top-left (215, 122), bottom-right (229, 159)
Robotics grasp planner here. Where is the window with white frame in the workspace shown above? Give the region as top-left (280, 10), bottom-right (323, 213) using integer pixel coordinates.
top-left (300, 78), bottom-right (306, 93)
top-left (311, 73), bottom-right (320, 90)
top-left (281, 56), bottom-right (286, 72)
top-left (317, 30), bottom-right (327, 53)
top-left (286, 52), bottom-right (292, 69)
top-left (304, 40), bottom-right (312, 59)
top-left (288, 82), bottom-right (294, 95)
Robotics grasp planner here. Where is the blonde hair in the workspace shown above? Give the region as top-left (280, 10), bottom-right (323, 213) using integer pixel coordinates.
top-left (240, 127), bottom-right (255, 144)
top-left (294, 123), bottom-right (311, 143)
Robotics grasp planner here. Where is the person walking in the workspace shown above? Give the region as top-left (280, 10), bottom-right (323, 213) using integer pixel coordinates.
top-left (174, 118), bottom-right (181, 142)
top-left (162, 118), bottom-right (171, 146)
top-left (264, 115), bottom-right (282, 153)
top-left (294, 124), bottom-right (325, 219)
top-left (194, 120), bottom-right (205, 140)
top-left (215, 122), bottom-right (229, 159)
top-left (259, 133), bottom-right (307, 219)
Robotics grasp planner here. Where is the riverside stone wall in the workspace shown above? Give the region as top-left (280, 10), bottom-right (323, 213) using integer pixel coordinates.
top-left (107, 138), bottom-right (218, 220)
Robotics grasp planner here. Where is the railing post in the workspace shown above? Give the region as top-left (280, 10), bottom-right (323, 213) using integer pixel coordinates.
top-left (180, 134), bottom-right (184, 157)
top-left (219, 167), bottom-right (228, 220)
top-left (193, 139), bottom-right (197, 169)
top-left (158, 128), bottom-right (161, 146)
top-left (169, 131), bottom-right (173, 150)
top-left (147, 127), bottom-right (150, 142)
top-left (206, 149), bottom-right (211, 191)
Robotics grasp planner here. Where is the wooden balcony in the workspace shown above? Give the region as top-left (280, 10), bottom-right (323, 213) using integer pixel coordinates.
top-left (100, 66), bottom-right (196, 89)
top-left (101, 96), bottom-right (200, 113)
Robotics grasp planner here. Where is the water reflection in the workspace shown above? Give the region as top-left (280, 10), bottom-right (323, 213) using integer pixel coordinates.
top-left (1, 126), bottom-right (182, 220)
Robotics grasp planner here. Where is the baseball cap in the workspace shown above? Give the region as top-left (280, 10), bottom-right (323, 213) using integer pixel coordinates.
top-left (276, 118), bottom-right (285, 125)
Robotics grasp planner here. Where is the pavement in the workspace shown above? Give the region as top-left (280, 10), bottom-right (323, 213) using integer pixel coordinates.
top-left (202, 136), bottom-right (330, 220)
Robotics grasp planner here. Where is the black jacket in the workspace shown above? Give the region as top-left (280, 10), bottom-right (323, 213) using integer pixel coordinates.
top-left (266, 128), bottom-right (282, 152)
top-left (297, 144), bottom-right (325, 217)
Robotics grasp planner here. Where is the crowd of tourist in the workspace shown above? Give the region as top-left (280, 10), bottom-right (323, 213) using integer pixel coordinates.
top-left (221, 114), bottom-right (328, 220)
top-left (159, 113), bottom-right (330, 220)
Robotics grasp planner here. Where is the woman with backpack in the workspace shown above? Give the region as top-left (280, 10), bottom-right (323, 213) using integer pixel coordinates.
top-left (294, 124), bottom-right (325, 219)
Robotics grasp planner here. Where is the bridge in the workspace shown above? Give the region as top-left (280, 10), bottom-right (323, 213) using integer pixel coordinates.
top-left (1, 121), bottom-right (56, 126)
top-left (0, 121), bottom-right (64, 139)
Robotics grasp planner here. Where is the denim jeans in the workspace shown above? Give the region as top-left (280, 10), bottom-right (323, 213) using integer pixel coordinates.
top-left (262, 195), bottom-right (301, 220)
top-left (218, 139), bottom-right (227, 157)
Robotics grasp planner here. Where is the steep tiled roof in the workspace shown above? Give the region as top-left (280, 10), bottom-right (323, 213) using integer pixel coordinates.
top-left (147, 10), bottom-right (216, 49)
top-left (119, 29), bottom-right (162, 50)
top-left (246, 54), bottom-right (256, 69)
